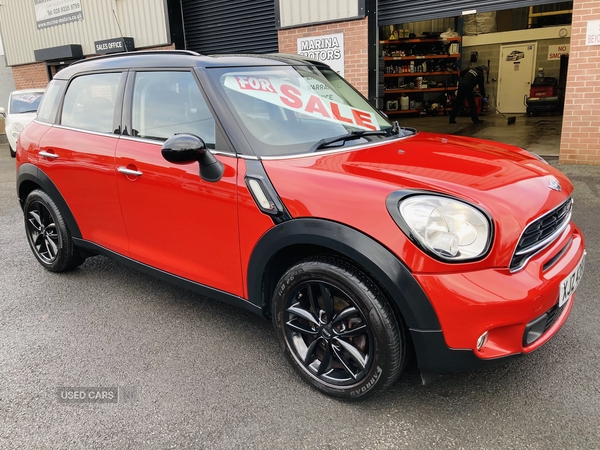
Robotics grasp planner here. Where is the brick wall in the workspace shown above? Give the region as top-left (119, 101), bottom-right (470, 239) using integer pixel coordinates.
top-left (559, 0), bottom-right (600, 164)
top-left (12, 63), bottom-right (48, 90)
top-left (278, 17), bottom-right (369, 97)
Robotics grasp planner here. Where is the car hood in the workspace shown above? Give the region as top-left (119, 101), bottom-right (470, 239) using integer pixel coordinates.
top-left (261, 132), bottom-right (574, 269)
top-left (6, 113), bottom-right (37, 125)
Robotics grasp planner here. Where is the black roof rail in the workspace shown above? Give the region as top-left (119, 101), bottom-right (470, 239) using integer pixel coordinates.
top-left (69, 49), bottom-right (202, 66)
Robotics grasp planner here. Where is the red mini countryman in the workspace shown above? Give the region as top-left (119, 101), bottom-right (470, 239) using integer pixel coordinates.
top-left (16, 51), bottom-right (585, 400)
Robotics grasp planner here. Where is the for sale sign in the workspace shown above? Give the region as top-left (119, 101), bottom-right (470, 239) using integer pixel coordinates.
top-left (224, 73), bottom-right (379, 131)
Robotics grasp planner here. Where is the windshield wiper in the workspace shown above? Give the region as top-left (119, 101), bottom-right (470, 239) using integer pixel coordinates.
top-left (309, 130), bottom-right (389, 152)
top-left (392, 120), bottom-right (405, 137)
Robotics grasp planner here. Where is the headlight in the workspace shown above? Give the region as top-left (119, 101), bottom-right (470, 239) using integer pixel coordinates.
top-left (389, 193), bottom-right (492, 262)
top-left (12, 122), bottom-right (23, 132)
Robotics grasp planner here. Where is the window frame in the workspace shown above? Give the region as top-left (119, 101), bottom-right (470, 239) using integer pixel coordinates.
top-left (121, 68), bottom-right (230, 153)
top-left (57, 70), bottom-right (127, 135)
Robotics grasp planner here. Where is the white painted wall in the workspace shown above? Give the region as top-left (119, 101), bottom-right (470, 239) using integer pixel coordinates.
top-left (279, 0), bottom-right (361, 28)
top-left (0, 0), bottom-right (170, 66)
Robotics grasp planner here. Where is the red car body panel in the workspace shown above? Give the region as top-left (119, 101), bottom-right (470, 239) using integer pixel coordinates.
top-left (261, 132), bottom-right (584, 355)
top-left (114, 139), bottom-right (244, 296)
top-left (33, 125), bottom-right (130, 256)
top-left (262, 132), bottom-right (574, 272)
top-left (235, 159), bottom-right (282, 299)
top-left (415, 228), bottom-right (583, 356)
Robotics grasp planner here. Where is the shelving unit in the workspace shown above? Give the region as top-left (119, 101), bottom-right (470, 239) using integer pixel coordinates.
top-left (380, 37), bottom-right (461, 116)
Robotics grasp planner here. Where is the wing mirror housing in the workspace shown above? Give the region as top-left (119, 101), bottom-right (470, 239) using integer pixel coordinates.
top-left (161, 134), bottom-right (224, 182)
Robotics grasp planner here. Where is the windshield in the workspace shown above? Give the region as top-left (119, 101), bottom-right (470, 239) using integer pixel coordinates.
top-left (207, 65), bottom-right (398, 157)
top-left (9, 92), bottom-right (43, 114)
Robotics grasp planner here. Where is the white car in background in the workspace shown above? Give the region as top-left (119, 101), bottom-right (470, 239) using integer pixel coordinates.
top-left (0, 89), bottom-right (45, 157)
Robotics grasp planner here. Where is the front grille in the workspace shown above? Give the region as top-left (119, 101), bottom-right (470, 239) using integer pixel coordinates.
top-left (510, 197), bottom-right (573, 271)
top-left (544, 301), bottom-right (566, 332)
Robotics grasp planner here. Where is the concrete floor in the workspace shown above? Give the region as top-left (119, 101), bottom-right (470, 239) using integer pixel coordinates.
top-left (397, 112), bottom-right (563, 157)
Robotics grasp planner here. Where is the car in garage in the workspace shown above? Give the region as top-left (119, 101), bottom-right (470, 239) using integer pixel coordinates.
top-left (0, 88), bottom-right (44, 157)
top-left (15, 51), bottom-right (585, 400)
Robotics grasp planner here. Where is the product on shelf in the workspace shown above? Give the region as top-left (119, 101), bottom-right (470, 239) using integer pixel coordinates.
top-left (381, 35), bottom-right (461, 116)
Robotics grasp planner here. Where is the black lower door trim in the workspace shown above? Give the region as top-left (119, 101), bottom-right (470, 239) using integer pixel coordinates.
top-left (73, 238), bottom-right (263, 317)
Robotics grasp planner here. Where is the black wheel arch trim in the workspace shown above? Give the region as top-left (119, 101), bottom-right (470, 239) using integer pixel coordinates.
top-left (247, 217), bottom-right (441, 330)
top-left (16, 163), bottom-right (82, 239)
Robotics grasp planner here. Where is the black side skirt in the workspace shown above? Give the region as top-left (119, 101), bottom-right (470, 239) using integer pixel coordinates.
top-left (73, 238), bottom-right (263, 317)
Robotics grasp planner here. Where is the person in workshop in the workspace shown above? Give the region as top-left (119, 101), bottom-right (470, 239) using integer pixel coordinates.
top-left (449, 65), bottom-right (488, 125)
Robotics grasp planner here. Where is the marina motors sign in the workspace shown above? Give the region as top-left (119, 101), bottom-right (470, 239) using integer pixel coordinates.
top-left (297, 33), bottom-right (345, 76)
top-left (224, 73), bottom-right (379, 131)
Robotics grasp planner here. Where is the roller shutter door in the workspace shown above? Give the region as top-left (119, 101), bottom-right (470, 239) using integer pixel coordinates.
top-left (181, 0), bottom-right (278, 54)
top-left (379, 0), bottom-right (563, 26)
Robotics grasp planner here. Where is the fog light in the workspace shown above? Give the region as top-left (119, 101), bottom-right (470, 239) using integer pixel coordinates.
top-left (476, 331), bottom-right (488, 351)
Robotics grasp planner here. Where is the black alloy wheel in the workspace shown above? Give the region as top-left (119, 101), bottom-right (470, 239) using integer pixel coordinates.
top-left (24, 190), bottom-right (84, 272)
top-left (273, 256), bottom-right (405, 400)
top-left (284, 280), bottom-right (374, 385)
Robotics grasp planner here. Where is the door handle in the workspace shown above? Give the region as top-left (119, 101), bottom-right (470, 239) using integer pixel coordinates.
top-left (117, 166), bottom-right (143, 177)
top-left (39, 150), bottom-right (59, 159)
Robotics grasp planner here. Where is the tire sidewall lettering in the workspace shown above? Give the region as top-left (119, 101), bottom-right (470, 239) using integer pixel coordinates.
top-left (350, 365), bottom-right (383, 397)
top-left (271, 257), bottom-right (403, 400)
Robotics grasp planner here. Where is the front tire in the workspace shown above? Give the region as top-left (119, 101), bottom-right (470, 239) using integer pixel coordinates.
top-left (272, 256), bottom-right (405, 400)
top-left (23, 190), bottom-right (84, 272)
top-left (9, 145), bottom-right (16, 158)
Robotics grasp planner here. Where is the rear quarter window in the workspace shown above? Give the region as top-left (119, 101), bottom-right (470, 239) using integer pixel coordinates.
top-left (36, 81), bottom-right (66, 124)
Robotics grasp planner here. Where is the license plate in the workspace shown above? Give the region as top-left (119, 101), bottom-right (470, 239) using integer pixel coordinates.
top-left (558, 252), bottom-right (585, 307)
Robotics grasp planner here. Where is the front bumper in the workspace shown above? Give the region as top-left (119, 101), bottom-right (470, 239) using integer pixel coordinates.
top-left (410, 224), bottom-right (584, 374)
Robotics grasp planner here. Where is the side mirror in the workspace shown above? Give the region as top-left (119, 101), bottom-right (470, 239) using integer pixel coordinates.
top-left (161, 134), bottom-right (224, 182)
top-left (0, 107), bottom-right (5, 117)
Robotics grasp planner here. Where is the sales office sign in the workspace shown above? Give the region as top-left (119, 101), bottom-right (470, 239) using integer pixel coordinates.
top-left (95, 37), bottom-right (135, 55)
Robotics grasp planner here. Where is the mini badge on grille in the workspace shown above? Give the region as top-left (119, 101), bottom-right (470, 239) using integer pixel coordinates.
top-left (549, 178), bottom-right (562, 191)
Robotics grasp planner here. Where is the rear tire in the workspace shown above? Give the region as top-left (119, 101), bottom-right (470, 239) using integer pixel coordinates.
top-left (272, 256), bottom-right (405, 400)
top-left (23, 189), bottom-right (84, 272)
top-left (9, 145), bottom-right (16, 158)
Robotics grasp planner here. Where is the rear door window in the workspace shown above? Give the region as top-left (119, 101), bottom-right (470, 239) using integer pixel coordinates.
top-left (61, 72), bottom-right (123, 133)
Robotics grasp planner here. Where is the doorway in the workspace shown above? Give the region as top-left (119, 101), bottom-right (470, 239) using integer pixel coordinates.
top-left (497, 42), bottom-right (537, 113)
